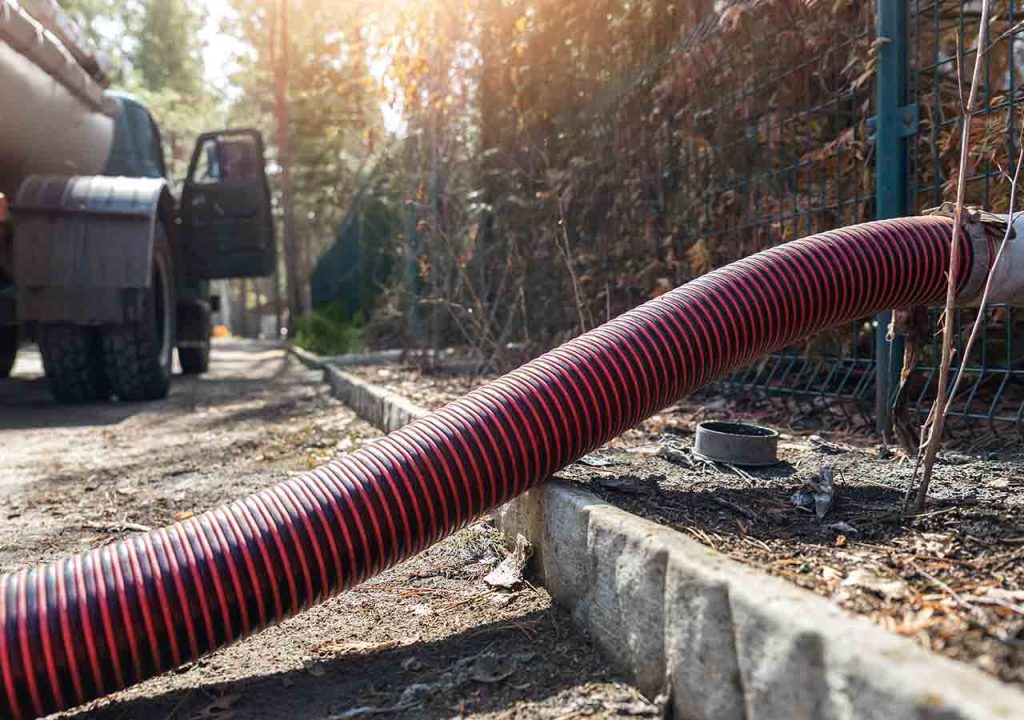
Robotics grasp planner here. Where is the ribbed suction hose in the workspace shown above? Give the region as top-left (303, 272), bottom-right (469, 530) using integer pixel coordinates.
top-left (0, 216), bottom-right (989, 718)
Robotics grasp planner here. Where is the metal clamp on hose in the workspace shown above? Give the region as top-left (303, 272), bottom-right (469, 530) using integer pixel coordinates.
top-left (923, 203), bottom-right (1003, 306)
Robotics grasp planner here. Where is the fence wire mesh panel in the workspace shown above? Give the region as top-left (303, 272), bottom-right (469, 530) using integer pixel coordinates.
top-left (694, 1), bottom-right (878, 410)
top-left (908, 0), bottom-right (1024, 434)
top-left (309, 0), bottom-right (1024, 435)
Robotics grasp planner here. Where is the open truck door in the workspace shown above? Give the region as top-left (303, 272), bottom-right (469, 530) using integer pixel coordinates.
top-left (181, 129), bottom-right (275, 279)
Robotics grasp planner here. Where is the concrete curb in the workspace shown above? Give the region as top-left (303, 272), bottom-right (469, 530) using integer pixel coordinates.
top-left (321, 363), bottom-right (427, 432)
top-left (288, 344), bottom-right (483, 372)
top-left (289, 345), bottom-right (406, 369)
top-left (496, 487), bottom-right (1021, 720)
top-left (295, 347), bottom-right (1024, 719)
top-left (289, 344), bottom-right (330, 369)
top-left (289, 345), bottom-right (429, 430)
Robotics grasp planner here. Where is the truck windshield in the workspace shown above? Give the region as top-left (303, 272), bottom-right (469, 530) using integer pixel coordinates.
top-left (103, 100), bottom-right (165, 179)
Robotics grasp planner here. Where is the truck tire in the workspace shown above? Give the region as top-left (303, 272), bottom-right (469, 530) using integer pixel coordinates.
top-left (177, 300), bottom-right (211, 374)
top-left (178, 341), bottom-right (210, 374)
top-left (100, 226), bottom-right (176, 401)
top-left (38, 325), bottom-right (108, 402)
top-left (0, 326), bottom-right (16, 378)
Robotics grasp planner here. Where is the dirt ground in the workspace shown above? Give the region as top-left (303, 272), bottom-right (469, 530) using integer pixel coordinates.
top-left (344, 362), bottom-right (1024, 689)
top-left (0, 341), bottom-right (653, 720)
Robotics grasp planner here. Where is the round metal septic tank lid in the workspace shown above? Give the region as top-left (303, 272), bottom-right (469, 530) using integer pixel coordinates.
top-left (694, 420), bottom-right (779, 466)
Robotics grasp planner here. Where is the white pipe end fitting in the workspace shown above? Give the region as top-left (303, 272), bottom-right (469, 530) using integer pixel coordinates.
top-left (982, 212), bottom-right (1024, 306)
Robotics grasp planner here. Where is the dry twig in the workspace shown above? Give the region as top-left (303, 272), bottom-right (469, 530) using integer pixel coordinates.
top-left (908, 1), bottom-right (991, 514)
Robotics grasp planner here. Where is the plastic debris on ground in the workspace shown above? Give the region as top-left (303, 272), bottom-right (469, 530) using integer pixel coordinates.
top-left (483, 533), bottom-right (531, 589)
top-left (791, 465), bottom-right (837, 519)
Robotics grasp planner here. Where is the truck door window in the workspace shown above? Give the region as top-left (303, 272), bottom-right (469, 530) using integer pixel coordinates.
top-left (219, 138), bottom-right (259, 180)
top-left (193, 139), bottom-right (221, 184)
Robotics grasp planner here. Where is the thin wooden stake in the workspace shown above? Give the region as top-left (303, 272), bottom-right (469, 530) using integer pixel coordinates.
top-left (910, 0), bottom-right (990, 514)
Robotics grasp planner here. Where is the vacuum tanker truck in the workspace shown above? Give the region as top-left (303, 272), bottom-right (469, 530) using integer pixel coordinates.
top-left (0, 0), bottom-right (276, 402)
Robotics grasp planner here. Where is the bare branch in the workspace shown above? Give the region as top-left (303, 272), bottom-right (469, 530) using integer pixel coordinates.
top-left (910, 0), bottom-right (991, 514)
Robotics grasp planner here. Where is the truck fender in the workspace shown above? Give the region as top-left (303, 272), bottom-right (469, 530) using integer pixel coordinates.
top-left (12, 174), bottom-right (178, 324)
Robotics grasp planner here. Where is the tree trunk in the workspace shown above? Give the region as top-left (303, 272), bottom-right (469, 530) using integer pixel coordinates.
top-left (273, 0), bottom-right (302, 331)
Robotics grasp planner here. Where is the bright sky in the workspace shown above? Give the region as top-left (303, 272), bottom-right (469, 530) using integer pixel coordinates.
top-left (199, 0), bottom-right (243, 95)
top-left (197, 0), bottom-right (405, 134)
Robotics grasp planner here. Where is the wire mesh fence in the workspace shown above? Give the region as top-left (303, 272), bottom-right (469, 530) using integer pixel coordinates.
top-left (703, 2), bottom-right (878, 412)
top-left (308, 0), bottom-right (1024, 434)
top-left (720, 0), bottom-right (1024, 435)
top-left (905, 0), bottom-right (1024, 433)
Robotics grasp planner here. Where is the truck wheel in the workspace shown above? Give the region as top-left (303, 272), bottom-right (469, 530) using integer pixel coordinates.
top-left (0, 326), bottom-right (16, 379)
top-left (38, 325), bottom-right (108, 402)
top-left (177, 300), bottom-right (212, 375)
top-left (178, 341), bottom-right (210, 374)
top-left (100, 227), bottom-right (176, 401)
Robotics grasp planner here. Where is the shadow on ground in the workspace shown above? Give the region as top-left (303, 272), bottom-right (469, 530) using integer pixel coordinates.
top-left (0, 342), bottom-right (296, 431)
top-left (0, 375), bottom-right (144, 430)
top-left (71, 607), bottom-right (624, 720)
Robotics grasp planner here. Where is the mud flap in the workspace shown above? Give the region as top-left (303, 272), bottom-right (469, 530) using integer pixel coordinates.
top-left (12, 174), bottom-right (175, 324)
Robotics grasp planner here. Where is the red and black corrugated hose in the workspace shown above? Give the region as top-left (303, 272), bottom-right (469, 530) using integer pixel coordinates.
top-left (0, 216), bottom-right (988, 718)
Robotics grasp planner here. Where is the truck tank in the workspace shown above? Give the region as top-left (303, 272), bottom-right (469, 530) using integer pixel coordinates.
top-left (0, 0), bottom-right (117, 199)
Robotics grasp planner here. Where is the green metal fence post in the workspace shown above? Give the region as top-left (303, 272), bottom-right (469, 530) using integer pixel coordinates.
top-left (874, 0), bottom-right (911, 437)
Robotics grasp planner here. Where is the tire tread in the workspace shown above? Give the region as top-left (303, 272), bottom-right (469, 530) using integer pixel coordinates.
top-left (100, 227), bottom-right (174, 401)
top-left (178, 343), bottom-right (210, 374)
top-left (101, 322), bottom-right (170, 400)
top-left (0, 326), bottom-right (16, 379)
top-left (38, 325), bottom-right (108, 402)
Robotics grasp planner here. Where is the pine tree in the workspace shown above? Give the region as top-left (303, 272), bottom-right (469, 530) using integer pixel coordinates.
top-left (133, 0), bottom-right (204, 96)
